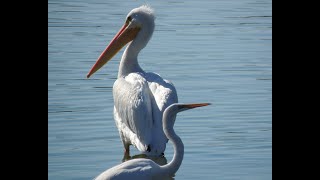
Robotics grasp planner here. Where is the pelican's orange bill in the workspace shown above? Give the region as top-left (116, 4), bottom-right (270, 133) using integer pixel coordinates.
top-left (86, 22), bottom-right (140, 78)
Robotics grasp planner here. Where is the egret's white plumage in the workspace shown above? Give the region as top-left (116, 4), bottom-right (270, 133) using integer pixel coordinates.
top-left (93, 103), bottom-right (210, 180)
top-left (87, 5), bottom-right (178, 156)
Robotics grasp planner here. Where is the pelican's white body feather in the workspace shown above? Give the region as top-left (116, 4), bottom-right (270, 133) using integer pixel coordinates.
top-left (113, 72), bottom-right (178, 155)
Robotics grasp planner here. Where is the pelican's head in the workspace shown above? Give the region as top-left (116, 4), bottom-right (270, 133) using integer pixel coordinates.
top-left (87, 5), bottom-right (155, 78)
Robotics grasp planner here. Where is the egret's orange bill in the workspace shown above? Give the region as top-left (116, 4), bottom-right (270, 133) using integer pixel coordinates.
top-left (180, 103), bottom-right (211, 109)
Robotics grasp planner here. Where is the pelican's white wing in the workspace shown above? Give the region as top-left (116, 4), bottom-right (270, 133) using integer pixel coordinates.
top-left (146, 72), bottom-right (178, 154)
top-left (113, 73), bottom-right (153, 152)
top-left (113, 72), bottom-right (178, 155)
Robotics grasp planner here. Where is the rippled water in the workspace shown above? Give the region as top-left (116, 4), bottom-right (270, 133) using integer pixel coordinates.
top-left (48, 0), bottom-right (272, 179)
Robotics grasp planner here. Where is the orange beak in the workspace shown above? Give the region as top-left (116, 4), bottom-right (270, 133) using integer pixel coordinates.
top-left (86, 22), bottom-right (140, 78)
top-left (180, 103), bottom-right (211, 109)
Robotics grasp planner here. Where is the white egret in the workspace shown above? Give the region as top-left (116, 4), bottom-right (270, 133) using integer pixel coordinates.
top-left (93, 103), bottom-right (211, 180)
top-left (87, 5), bottom-right (178, 156)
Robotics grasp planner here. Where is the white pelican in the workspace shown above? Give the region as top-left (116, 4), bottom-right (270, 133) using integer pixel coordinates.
top-left (93, 103), bottom-right (211, 180)
top-left (87, 5), bottom-right (178, 156)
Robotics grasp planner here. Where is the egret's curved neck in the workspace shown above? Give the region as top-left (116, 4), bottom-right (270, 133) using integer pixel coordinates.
top-left (118, 22), bottom-right (154, 78)
top-left (160, 112), bottom-right (184, 176)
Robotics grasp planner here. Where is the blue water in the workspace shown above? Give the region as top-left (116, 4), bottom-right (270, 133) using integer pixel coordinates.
top-left (48, 0), bottom-right (272, 179)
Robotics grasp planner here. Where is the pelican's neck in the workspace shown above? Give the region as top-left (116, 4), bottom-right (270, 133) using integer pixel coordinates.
top-left (118, 42), bottom-right (144, 78)
top-left (118, 19), bottom-right (154, 78)
top-left (160, 113), bottom-right (184, 176)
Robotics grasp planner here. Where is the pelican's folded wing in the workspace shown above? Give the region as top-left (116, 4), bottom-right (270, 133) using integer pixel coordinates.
top-left (113, 73), bottom-right (153, 152)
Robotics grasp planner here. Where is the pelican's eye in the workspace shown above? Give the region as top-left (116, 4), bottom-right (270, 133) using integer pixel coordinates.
top-left (127, 16), bottom-right (132, 22)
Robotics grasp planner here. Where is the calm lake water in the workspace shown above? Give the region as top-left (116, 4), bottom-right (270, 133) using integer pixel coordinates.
top-left (48, 0), bottom-right (272, 179)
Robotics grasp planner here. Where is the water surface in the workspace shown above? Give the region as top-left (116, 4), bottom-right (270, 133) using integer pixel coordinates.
top-left (48, 0), bottom-right (272, 179)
